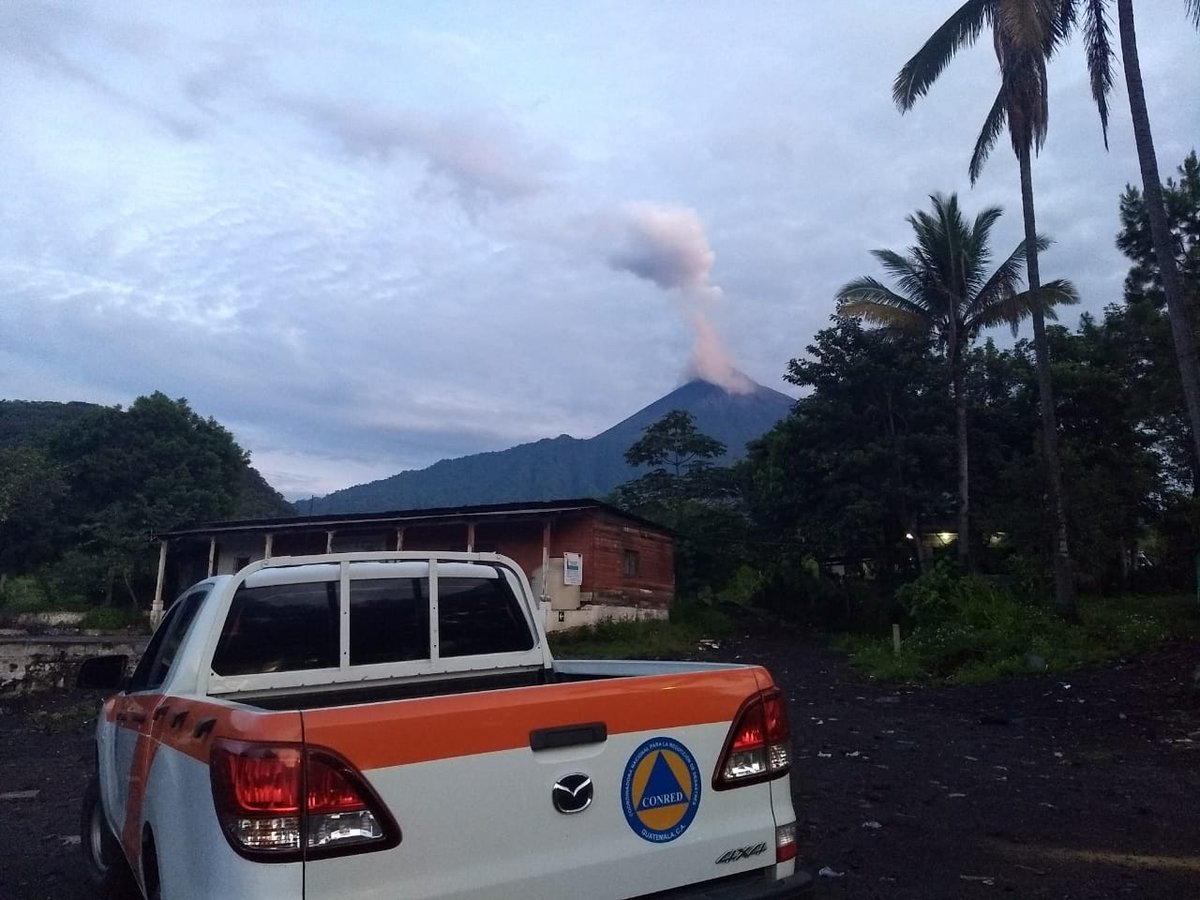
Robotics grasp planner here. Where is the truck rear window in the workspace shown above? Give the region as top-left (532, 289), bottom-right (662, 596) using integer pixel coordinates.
top-left (438, 576), bottom-right (534, 657)
top-left (349, 578), bottom-right (430, 665)
top-left (211, 567), bottom-right (533, 676)
top-left (212, 581), bottom-right (339, 675)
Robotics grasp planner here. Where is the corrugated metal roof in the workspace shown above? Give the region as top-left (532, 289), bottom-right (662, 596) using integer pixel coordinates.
top-left (160, 497), bottom-right (672, 539)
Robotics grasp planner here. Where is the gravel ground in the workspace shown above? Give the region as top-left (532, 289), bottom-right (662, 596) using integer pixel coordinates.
top-left (1, 631), bottom-right (1197, 899)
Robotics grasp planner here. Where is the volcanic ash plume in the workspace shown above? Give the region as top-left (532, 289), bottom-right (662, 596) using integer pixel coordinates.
top-left (608, 203), bottom-right (752, 394)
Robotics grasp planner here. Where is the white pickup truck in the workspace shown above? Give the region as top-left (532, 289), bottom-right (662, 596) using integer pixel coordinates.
top-left (78, 551), bottom-right (812, 899)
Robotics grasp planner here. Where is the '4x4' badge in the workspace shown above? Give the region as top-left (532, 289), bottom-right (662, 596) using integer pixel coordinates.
top-left (620, 737), bottom-right (701, 843)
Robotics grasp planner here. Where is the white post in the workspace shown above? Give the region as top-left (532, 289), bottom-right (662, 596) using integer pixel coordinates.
top-left (150, 540), bottom-right (169, 626)
top-left (540, 522), bottom-right (551, 602)
top-left (206, 538), bottom-right (216, 577)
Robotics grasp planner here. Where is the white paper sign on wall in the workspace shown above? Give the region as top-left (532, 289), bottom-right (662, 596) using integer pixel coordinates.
top-left (563, 552), bottom-right (583, 585)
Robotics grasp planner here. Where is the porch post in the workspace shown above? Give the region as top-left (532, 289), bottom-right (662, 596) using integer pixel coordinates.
top-left (150, 540), bottom-right (169, 627)
top-left (540, 521), bottom-right (551, 602)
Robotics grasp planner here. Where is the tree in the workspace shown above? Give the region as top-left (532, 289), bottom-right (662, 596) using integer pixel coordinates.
top-left (43, 392), bottom-right (259, 605)
top-left (0, 446), bottom-right (66, 574)
top-left (894, 0), bottom-right (1081, 615)
top-left (611, 411), bottom-right (741, 598)
top-left (836, 193), bottom-right (1077, 571)
top-left (1069, 0), bottom-right (1200, 483)
top-left (1114, 150), bottom-right (1200, 489)
top-left (623, 410), bottom-right (726, 478)
top-left (744, 320), bottom-right (953, 580)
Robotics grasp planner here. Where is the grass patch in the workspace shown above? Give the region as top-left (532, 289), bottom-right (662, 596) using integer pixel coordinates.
top-left (548, 600), bottom-right (733, 660)
top-left (29, 699), bottom-right (98, 733)
top-left (79, 606), bottom-right (147, 631)
top-left (841, 586), bottom-right (1200, 683)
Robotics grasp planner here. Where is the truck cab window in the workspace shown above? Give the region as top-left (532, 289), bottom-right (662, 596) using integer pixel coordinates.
top-left (438, 575), bottom-right (534, 657)
top-left (212, 581), bottom-right (338, 675)
top-left (349, 578), bottom-right (430, 665)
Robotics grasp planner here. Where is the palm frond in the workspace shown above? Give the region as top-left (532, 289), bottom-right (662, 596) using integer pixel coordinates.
top-left (894, 0), bottom-right (991, 111)
top-left (963, 227), bottom-right (1061, 333)
top-left (870, 248), bottom-right (928, 300)
top-left (972, 289), bottom-right (1030, 336)
top-left (967, 206), bottom-right (1004, 272)
top-left (835, 277), bottom-right (935, 333)
top-left (1038, 277), bottom-right (1081, 308)
top-left (1080, 0), bottom-right (1115, 149)
top-left (995, 0), bottom-right (1050, 49)
top-left (1187, 0), bottom-right (1200, 28)
top-left (970, 89), bottom-right (1008, 183)
top-left (997, 42), bottom-right (1051, 154)
top-left (990, 277), bottom-right (1080, 330)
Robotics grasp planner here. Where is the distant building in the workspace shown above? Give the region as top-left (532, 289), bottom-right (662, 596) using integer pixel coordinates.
top-left (153, 498), bottom-right (674, 632)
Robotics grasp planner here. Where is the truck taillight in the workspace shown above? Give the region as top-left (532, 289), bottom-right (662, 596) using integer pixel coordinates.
top-left (211, 740), bottom-right (400, 862)
top-left (713, 688), bottom-right (791, 790)
top-left (775, 821), bottom-right (798, 863)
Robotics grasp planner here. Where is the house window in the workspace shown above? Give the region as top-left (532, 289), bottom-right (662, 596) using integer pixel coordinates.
top-left (622, 549), bottom-right (640, 578)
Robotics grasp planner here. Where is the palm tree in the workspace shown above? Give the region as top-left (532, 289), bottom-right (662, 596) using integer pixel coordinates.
top-left (894, 0), bottom-right (1080, 616)
top-left (836, 193), bottom-right (1078, 570)
top-left (1069, 0), bottom-right (1200, 488)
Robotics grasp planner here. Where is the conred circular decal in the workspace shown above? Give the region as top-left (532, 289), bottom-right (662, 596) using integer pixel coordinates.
top-left (621, 736), bottom-right (702, 843)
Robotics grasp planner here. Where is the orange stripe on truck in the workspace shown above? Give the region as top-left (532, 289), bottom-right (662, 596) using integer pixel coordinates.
top-left (302, 667), bottom-right (771, 771)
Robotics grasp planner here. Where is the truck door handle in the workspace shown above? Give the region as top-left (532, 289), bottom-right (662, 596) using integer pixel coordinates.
top-left (530, 722), bottom-right (607, 751)
top-left (126, 710), bottom-right (147, 724)
top-left (152, 706), bottom-right (170, 721)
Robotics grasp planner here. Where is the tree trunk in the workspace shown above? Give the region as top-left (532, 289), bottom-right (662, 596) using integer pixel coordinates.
top-left (1018, 145), bottom-right (1077, 617)
top-left (951, 347), bottom-right (972, 571)
top-left (1118, 0), bottom-right (1200, 492)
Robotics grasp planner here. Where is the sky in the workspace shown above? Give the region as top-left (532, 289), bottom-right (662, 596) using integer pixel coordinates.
top-left (2, 1), bottom-right (1197, 500)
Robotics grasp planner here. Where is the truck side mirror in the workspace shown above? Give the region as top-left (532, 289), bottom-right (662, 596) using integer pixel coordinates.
top-left (77, 655), bottom-right (129, 691)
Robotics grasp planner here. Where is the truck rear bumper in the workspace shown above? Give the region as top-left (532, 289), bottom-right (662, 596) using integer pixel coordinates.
top-left (635, 870), bottom-right (814, 899)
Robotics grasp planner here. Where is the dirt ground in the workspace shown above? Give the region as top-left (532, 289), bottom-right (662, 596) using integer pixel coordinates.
top-left (1, 631), bottom-right (1198, 900)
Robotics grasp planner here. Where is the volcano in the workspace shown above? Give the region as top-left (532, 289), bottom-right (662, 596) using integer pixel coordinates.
top-left (299, 377), bottom-right (794, 514)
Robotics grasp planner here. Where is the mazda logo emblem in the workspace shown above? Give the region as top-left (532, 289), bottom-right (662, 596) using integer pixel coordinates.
top-left (552, 773), bottom-right (593, 814)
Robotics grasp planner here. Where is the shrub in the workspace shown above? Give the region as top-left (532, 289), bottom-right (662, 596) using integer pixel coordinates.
top-left (0, 575), bottom-right (52, 612)
top-left (845, 586), bottom-right (1200, 683)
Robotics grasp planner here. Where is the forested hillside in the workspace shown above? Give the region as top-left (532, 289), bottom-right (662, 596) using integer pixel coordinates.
top-left (0, 393), bottom-right (293, 610)
top-left (0, 400), bottom-right (99, 448)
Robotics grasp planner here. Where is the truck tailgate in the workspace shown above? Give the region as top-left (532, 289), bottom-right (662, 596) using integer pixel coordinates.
top-left (300, 666), bottom-right (790, 899)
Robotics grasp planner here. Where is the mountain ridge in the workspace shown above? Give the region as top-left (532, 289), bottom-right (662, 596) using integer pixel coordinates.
top-left (300, 377), bottom-right (795, 515)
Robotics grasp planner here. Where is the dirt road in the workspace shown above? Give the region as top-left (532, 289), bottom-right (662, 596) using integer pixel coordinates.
top-left (1, 632), bottom-right (1197, 899)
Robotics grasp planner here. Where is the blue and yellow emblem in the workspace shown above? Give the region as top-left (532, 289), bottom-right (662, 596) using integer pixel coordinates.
top-left (621, 736), bottom-right (702, 843)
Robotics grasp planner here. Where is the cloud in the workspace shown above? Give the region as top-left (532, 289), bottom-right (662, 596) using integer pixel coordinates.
top-left (0, 1), bottom-right (208, 140)
top-left (279, 97), bottom-right (551, 211)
